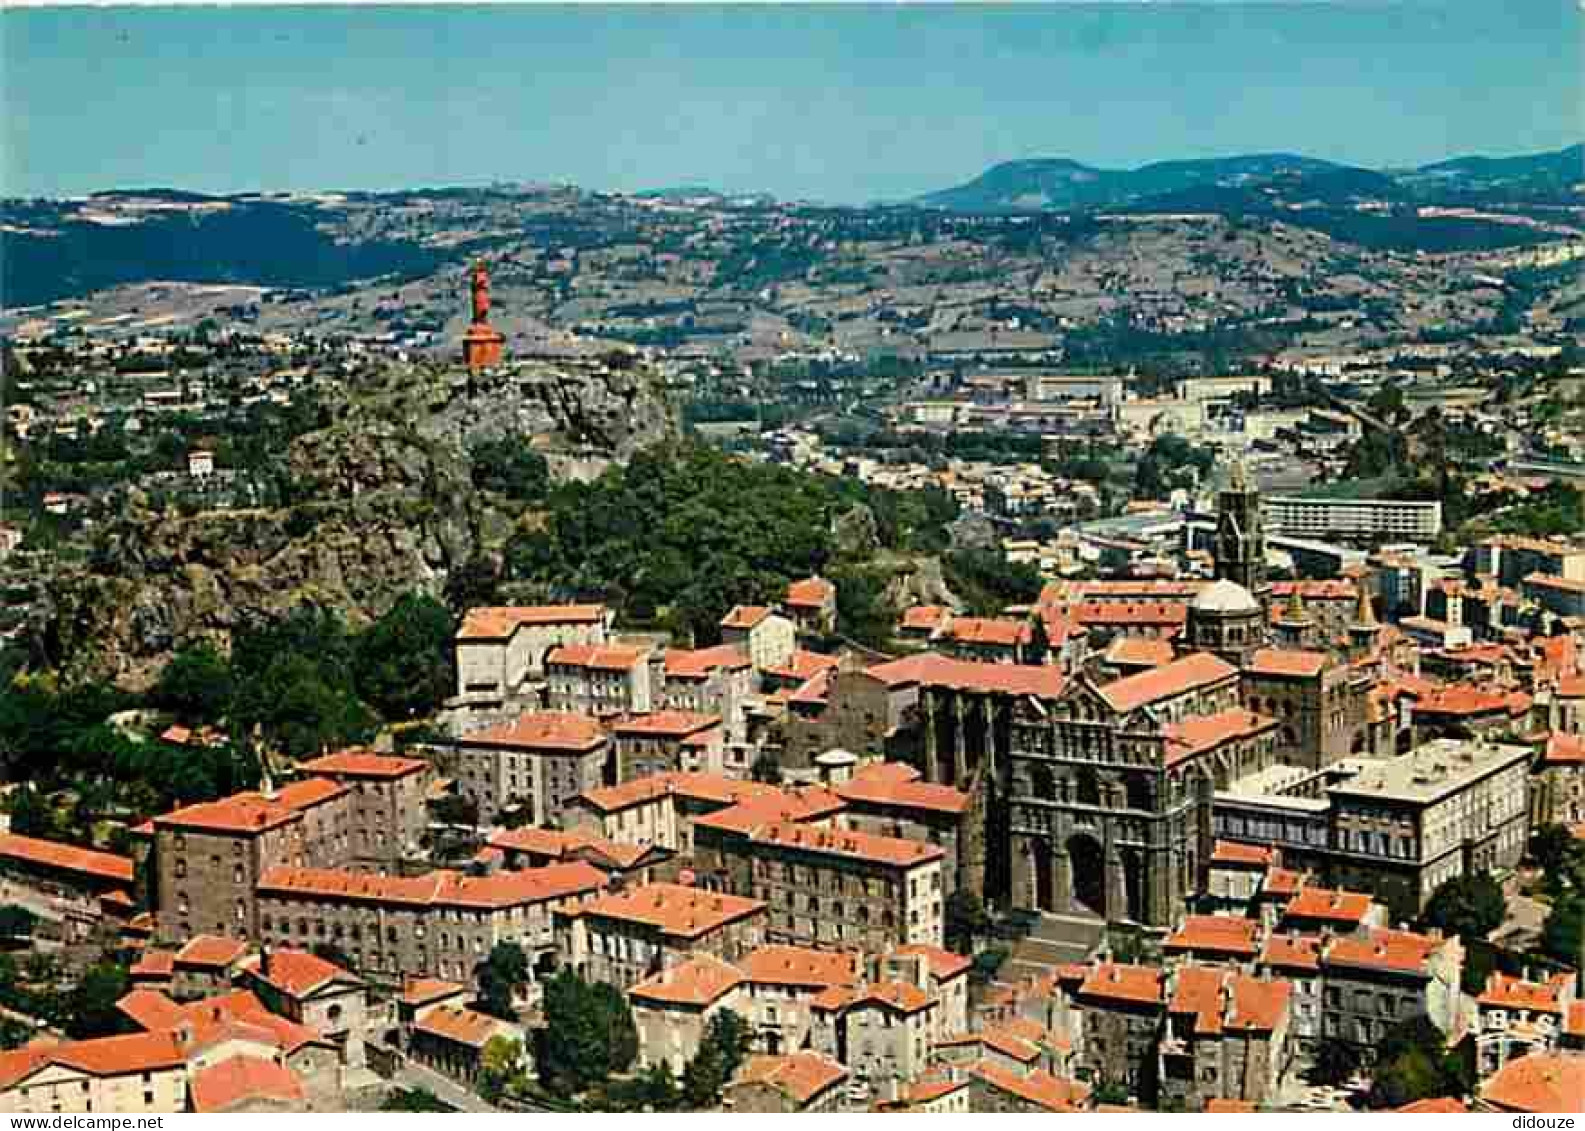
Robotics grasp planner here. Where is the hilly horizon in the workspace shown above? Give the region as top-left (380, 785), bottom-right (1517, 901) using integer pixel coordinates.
top-left (917, 142), bottom-right (1583, 213)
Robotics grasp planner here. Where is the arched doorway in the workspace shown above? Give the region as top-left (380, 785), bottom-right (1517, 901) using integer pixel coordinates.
top-left (1066, 834), bottom-right (1106, 918)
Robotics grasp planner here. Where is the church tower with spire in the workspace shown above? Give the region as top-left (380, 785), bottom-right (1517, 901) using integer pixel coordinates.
top-left (1215, 458), bottom-right (1269, 609)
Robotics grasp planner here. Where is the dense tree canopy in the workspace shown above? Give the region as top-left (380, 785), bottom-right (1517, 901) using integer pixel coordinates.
top-left (354, 593), bottom-right (456, 719)
top-left (1420, 872), bottom-right (1505, 944)
top-left (535, 968), bottom-right (638, 1097)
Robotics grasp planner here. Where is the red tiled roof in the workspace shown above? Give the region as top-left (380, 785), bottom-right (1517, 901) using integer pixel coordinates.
top-left (462, 711), bottom-right (607, 751)
top-left (576, 771), bottom-right (780, 814)
top-left (258, 861), bottom-right (604, 910)
top-left (732, 1053), bottom-right (847, 1105)
top-left (721, 605), bottom-right (774, 630)
top-left (1069, 601), bottom-right (1188, 628)
top-left (1283, 886), bottom-right (1373, 927)
top-left (1078, 963), bottom-right (1163, 1007)
top-left (1163, 708), bottom-right (1276, 767)
top-left (1477, 972), bottom-right (1572, 1014)
top-left (613, 710), bottom-right (720, 738)
top-left (1211, 841), bottom-right (1274, 868)
top-left (970, 1061), bottom-right (1090, 1112)
top-left (848, 979), bottom-right (934, 1015)
top-left (755, 821), bottom-right (944, 868)
top-left (413, 1005), bottom-right (503, 1048)
top-left (1098, 652), bottom-right (1237, 714)
top-left (175, 934), bottom-right (248, 969)
top-left (1542, 732), bottom-right (1585, 767)
top-left (400, 978), bottom-right (466, 1007)
top-left (0, 1030), bottom-right (184, 1089)
top-left (786, 577), bottom-right (835, 608)
top-left (271, 777), bottom-right (348, 810)
top-left (1397, 1097), bottom-right (1467, 1113)
top-left (1165, 915), bottom-right (1260, 958)
top-left (298, 750), bottom-right (426, 779)
top-left (944, 617), bottom-right (1031, 648)
top-left (545, 643), bottom-right (648, 671)
top-left (692, 785), bottom-right (845, 836)
top-left (866, 652), bottom-right (1064, 699)
top-left (664, 643), bottom-right (752, 678)
top-left (0, 832), bottom-right (133, 885)
top-left (836, 762), bottom-right (969, 816)
top-left (130, 950), bottom-right (176, 980)
top-left (901, 605), bottom-right (950, 631)
top-left (1259, 933), bottom-right (1321, 973)
top-left (763, 649), bottom-right (840, 683)
top-left (1324, 928), bottom-right (1441, 977)
top-left (191, 1054), bottom-right (305, 1113)
top-left (155, 794), bottom-right (299, 835)
top-left (1168, 965), bottom-right (1225, 1036)
top-left (891, 944), bottom-right (972, 981)
top-left (1414, 684), bottom-right (1529, 718)
top-left (457, 604), bottom-right (606, 640)
top-left (740, 945), bottom-right (861, 989)
top-left (1480, 1052), bottom-right (1585, 1113)
top-left (240, 948), bottom-right (361, 998)
top-left (1246, 648), bottom-right (1329, 678)
top-left (629, 954), bottom-right (745, 1007)
top-left (569, 882), bottom-right (764, 939)
top-left (1228, 974), bottom-right (1290, 1032)
top-left (115, 988), bottom-right (186, 1032)
top-left (1102, 636), bottom-right (1175, 668)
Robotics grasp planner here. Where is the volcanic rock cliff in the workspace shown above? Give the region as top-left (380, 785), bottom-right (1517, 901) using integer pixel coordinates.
top-left (34, 353), bottom-right (677, 688)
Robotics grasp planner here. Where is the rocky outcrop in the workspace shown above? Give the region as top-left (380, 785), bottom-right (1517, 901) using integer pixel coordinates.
top-left (35, 354), bottom-right (676, 688)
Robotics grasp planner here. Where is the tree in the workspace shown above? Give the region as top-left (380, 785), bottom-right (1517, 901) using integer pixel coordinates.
top-left (1531, 824), bottom-right (1583, 875)
top-left (536, 968), bottom-right (637, 1097)
top-left (380, 1087), bottom-right (451, 1112)
top-left (1309, 1037), bottom-right (1355, 1086)
top-left (749, 750), bottom-right (783, 785)
top-left (354, 593), bottom-right (456, 719)
top-left (1364, 1015), bottom-right (1467, 1110)
top-left (62, 963), bottom-right (130, 1040)
top-left (478, 1035), bottom-right (527, 1103)
top-left (944, 889), bottom-right (989, 955)
top-left (681, 1009), bottom-right (749, 1109)
top-left (155, 644), bottom-right (233, 721)
top-left (0, 905), bottom-right (36, 942)
top-left (5, 784), bottom-right (51, 839)
top-left (1421, 872), bottom-right (1505, 944)
top-left (471, 438), bottom-right (550, 501)
top-left (476, 941), bottom-right (530, 1020)
top-left (1541, 893), bottom-right (1584, 968)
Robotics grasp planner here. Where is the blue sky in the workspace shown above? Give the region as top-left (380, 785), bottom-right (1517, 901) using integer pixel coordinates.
top-left (2, 2), bottom-right (1579, 201)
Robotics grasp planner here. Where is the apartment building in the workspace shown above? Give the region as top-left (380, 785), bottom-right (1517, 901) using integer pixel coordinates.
top-left (453, 604), bottom-right (611, 707)
top-left (1262, 496), bottom-right (1443, 542)
top-left (296, 750), bottom-right (432, 871)
top-left (451, 711), bottom-right (609, 826)
top-left (612, 710), bottom-right (724, 779)
top-left (544, 643), bottom-right (655, 717)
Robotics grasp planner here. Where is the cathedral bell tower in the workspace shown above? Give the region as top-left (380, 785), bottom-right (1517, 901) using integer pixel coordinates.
top-left (1215, 459), bottom-right (1269, 609)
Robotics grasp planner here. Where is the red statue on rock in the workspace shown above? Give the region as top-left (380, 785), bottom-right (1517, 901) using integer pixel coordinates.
top-left (461, 260), bottom-right (504, 370)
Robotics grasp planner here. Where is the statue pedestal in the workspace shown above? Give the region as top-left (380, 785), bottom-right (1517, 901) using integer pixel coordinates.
top-left (462, 322), bottom-right (504, 370)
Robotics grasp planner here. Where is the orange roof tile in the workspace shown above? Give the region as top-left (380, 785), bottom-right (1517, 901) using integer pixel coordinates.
top-left (1246, 648), bottom-right (1329, 678)
top-left (836, 762), bottom-right (970, 816)
top-left (401, 978), bottom-right (466, 1007)
top-left (1324, 928), bottom-right (1442, 977)
top-left (1283, 886), bottom-right (1373, 927)
top-left (1567, 1001), bottom-right (1585, 1040)
top-left (732, 1053), bottom-right (848, 1105)
top-left (1165, 915), bottom-right (1261, 958)
top-left (545, 642), bottom-right (647, 671)
top-left (629, 954), bottom-right (745, 1008)
top-left (1397, 1097), bottom-right (1467, 1113)
top-left (413, 1005), bottom-right (504, 1049)
top-left (721, 605), bottom-right (774, 630)
top-left (944, 617), bottom-right (1031, 648)
top-left (155, 794), bottom-right (299, 835)
top-left (191, 1055), bottom-right (305, 1112)
top-left (175, 934), bottom-right (248, 969)
top-left (1228, 974), bottom-right (1290, 1032)
top-left (936, 1028), bottom-right (1040, 1063)
top-left (849, 979), bottom-right (934, 1015)
top-left (298, 749), bottom-right (426, 779)
top-left (664, 643), bottom-right (752, 678)
top-left (763, 649), bottom-right (840, 683)
top-left (970, 1061), bottom-right (1091, 1112)
top-left (891, 944), bottom-right (971, 981)
top-left (1211, 841), bottom-right (1274, 868)
top-left (0, 832), bottom-right (134, 885)
top-left (1414, 683), bottom-right (1527, 717)
top-left (463, 710), bottom-right (607, 751)
top-left (786, 577), bottom-right (835, 608)
top-left (271, 777), bottom-right (348, 810)
top-left (1169, 966), bottom-right (1225, 1035)
top-left (901, 605), bottom-right (950, 631)
top-left (693, 786), bottom-right (845, 836)
top-left (240, 948), bottom-right (360, 998)
top-left (569, 882), bottom-right (764, 940)
top-left (1478, 972), bottom-right (1571, 1014)
top-left (1259, 933), bottom-right (1321, 973)
top-left (1103, 636), bottom-right (1176, 668)
top-left (1262, 868), bottom-right (1307, 898)
top-left (1542, 732), bottom-right (1585, 767)
top-left (1480, 1052), bottom-right (1585, 1113)
top-left (867, 652), bottom-right (1064, 698)
top-left (115, 988), bottom-right (186, 1032)
top-left (1099, 652), bottom-right (1237, 713)
top-left (1163, 708), bottom-right (1277, 767)
top-left (1069, 601), bottom-right (1189, 628)
top-left (613, 710), bottom-right (721, 737)
top-left (1078, 963), bottom-right (1164, 1007)
top-left (0, 1030), bottom-right (185, 1089)
top-left (740, 945), bottom-right (861, 989)
top-left (576, 770), bottom-right (780, 814)
top-left (457, 604), bottom-right (606, 639)
top-left (130, 949), bottom-right (176, 980)
top-left (755, 821), bottom-right (944, 869)
top-left (258, 861), bottom-right (604, 910)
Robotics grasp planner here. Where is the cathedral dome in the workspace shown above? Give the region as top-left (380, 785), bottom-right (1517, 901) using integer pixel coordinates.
top-left (1192, 578), bottom-right (1260, 616)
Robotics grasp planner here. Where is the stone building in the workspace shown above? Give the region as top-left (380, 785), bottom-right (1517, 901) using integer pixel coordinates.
top-left (723, 1052), bottom-right (849, 1113)
top-left (1007, 652), bottom-right (1266, 927)
top-left (452, 604), bottom-right (610, 709)
top-left (660, 644), bottom-right (756, 743)
top-left (737, 822), bottom-right (945, 951)
top-left (1531, 732), bottom-right (1585, 828)
top-left (832, 762), bottom-right (970, 895)
top-left (1158, 965), bottom-right (1293, 1111)
top-left (236, 948), bottom-right (369, 1070)
top-left (1474, 970), bottom-right (1579, 1077)
top-left (451, 711), bottom-right (609, 826)
top-left (554, 881), bottom-right (766, 990)
top-left (720, 606), bottom-right (797, 672)
top-left (1072, 963), bottom-right (1165, 1098)
top-left (1317, 927), bottom-right (1464, 1055)
top-left (296, 750), bottom-right (432, 871)
top-left (543, 642), bottom-right (656, 718)
top-left (613, 710), bottom-right (724, 779)
top-left (785, 577), bottom-right (838, 638)
top-left (1241, 647), bottom-right (1374, 768)
top-left (256, 861), bottom-right (606, 984)
top-left (566, 771), bottom-right (783, 857)
top-left (1183, 580), bottom-right (1269, 668)
top-left (0, 832), bottom-right (135, 943)
top-left (0, 1031), bottom-right (187, 1114)
top-left (628, 954), bottom-right (748, 1075)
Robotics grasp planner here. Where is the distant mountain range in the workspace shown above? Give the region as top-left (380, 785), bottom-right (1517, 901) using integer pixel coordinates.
top-left (917, 144), bottom-right (1582, 212)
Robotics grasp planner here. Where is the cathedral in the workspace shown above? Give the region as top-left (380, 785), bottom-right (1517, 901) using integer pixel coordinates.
top-left (1006, 461), bottom-right (1383, 928)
